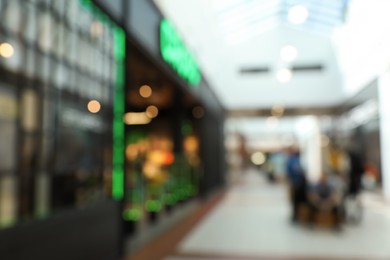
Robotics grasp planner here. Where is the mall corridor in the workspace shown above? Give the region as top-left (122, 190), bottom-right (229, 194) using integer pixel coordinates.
top-left (130, 169), bottom-right (390, 260)
top-left (1, 0), bottom-right (390, 259)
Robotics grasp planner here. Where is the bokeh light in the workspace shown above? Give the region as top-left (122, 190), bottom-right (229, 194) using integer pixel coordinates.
top-left (0, 42), bottom-right (14, 58)
top-left (87, 100), bottom-right (101, 113)
top-left (139, 85), bottom-right (152, 98)
top-left (276, 68), bottom-right (292, 83)
top-left (146, 105), bottom-right (159, 118)
top-left (288, 5), bottom-right (309, 24)
top-left (280, 45), bottom-right (298, 62)
top-left (251, 152), bottom-right (266, 165)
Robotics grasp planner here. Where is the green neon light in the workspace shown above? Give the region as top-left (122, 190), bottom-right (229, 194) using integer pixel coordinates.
top-left (160, 19), bottom-right (201, 86)
top-left (123, 208), bottom-right (142, 221)
top-left (112, 27), bottom-right (126, 200)
top-left (145, 200), bottom-right (163, 212)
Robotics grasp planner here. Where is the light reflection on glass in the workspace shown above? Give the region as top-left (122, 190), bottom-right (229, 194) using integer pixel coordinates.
top-left (146, 105), bottom-right (159, 118)
top-left (87, 100), bottom-right (101, 113)
top-left (139, 85), bottom-right (152, 98)
top-left (0, 43), bottom-right (14, 58)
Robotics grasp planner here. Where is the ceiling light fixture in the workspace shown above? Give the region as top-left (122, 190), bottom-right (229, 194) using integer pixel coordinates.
top-left (280, 45), bottom-right (298, 62)
top-left (276, 68), bottom-right (292, 83)
top-left (288, 5), bottom-right (309, 25)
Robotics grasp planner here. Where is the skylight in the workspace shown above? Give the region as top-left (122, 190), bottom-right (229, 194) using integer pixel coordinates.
top-left (213, 0), bottom-right (349, 44)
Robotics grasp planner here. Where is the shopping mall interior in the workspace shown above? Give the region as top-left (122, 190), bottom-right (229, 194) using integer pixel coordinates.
top-left (0, 0), bottom-right (390, 259)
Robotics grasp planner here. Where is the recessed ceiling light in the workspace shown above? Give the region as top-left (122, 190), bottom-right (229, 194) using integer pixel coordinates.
top-left (280, 45), bottom-right (298, 62)
top-left (288, 5), bottom-right (309, 25)
top-left (276, 68), bottom-right (292, 83)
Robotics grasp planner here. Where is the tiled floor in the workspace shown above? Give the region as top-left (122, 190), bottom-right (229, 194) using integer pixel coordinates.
top-left (167, 169), bottom-right (390, 260)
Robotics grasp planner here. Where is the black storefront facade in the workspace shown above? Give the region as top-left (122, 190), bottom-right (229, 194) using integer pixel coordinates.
top-left (97, 0), bottom-right (226, 249)
top-left (0, 0), bottom-right (226, 259)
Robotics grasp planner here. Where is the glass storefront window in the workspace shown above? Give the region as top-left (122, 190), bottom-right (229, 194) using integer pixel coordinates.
top-left (38, 12), bottom-right (53, 54)
top-left (0, 88), bottom-right (17, 171)
top-left (22, 2), bottom-right (37, 45)
top-left (3, 0), bottom-right (22, 34)
top-left (0, 0), bottom-right (121, 228)
top-left (52, 20), bottom-right (63, 60)
top-left (21, 88), bottom-right (39, 132)
top-left (1, 38), bottom-right (23, 73)
top-left (66, 1), bottom-right (78, 27)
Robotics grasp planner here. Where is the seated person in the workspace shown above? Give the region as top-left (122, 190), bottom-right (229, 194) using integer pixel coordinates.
top-left (307, 173), bottom-right (342, 229)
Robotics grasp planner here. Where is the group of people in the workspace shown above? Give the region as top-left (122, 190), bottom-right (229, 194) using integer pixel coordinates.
top-left (286, 144), bottom-right (365, 230)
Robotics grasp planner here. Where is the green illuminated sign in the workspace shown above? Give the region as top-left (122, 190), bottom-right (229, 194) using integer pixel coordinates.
top-left (112, 28), bottom-right (126, 200)
top-left (160, 19), bottom-right (201, 86)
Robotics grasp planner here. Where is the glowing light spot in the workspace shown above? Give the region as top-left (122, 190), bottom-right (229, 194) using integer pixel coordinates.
top-left (280, 45), bottom-right (298, 62)
top-left (0, 43), bottom-right (14, 58)
top-left (123, 112), bottom-right (151, 125)
top-left (145, 105), bottom-right (158, 118)
top-left (139, 85), bottom-right (152, 98)
top-left (251, 152), bottom-right (266, 165)
top-left (267, 116), bottom-right (279, 128)
top-left (87, 100), bottom-right (101, 113)
top-left (288, 5), bottom-right (309, 25)
top-left (276, 68), bottom-right (292, 83)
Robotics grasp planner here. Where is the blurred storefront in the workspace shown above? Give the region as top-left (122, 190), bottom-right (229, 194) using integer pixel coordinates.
top-left (0, 0), bottom-right (226, 258)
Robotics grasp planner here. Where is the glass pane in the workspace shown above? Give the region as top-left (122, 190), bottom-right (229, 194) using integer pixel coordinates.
top-left (0, 175), bottom-right (18, 228)
top-left (23, 2), bottom-right (37, 44)
top-left (38, 12), bottom-right (53, 53)
top-left (0, 88), bottom-right (17, 171)
top-left (25, 47), bottom-right (36, 78)
top-left (21, 88), bottom-right (39, 132)
top-left (1, 38), bottom-right (23, 72)
top-left (3, 0), bottom-right (22, 34)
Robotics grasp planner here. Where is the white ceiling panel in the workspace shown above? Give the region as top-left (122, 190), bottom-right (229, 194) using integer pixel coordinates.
top-left (154, 0), bottom-right (389, 112)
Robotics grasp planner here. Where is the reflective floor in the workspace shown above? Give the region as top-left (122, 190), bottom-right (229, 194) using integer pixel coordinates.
top-left (132, 169), bottom-right (390, 260)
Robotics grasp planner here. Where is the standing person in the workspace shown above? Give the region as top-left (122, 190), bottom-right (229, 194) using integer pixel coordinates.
top-left (286, 147), bottom-right (307, 223)
top-left (346, 148), bottom-right (364, 198)
top-left (344, 144), bottom-right (365, 224)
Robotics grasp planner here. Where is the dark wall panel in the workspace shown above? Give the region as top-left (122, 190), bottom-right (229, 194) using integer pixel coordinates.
top-left (0, 200), bottom-right (121, 260)
top-left (128, 0), bottom-right (162, 58)
top-left (93, 0), bottom-right (124, 24)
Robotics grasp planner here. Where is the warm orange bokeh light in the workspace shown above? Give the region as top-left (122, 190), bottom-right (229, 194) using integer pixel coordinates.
top-left (146, 105), bottom-right (159, 118)
top-left (139, 85), bottom-right (152, 98)
top-left (87, 100), bottom-right (101, 113)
